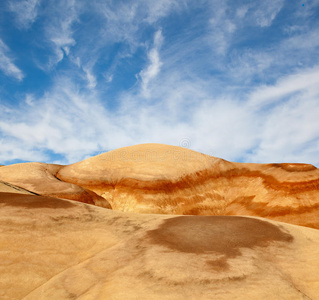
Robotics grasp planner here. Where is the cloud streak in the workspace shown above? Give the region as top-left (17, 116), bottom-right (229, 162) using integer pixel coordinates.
top-left (1, 63), bottom-right (319, 167)
top-left (41, 0), bottom-right (80, 68)
top-left (0, 0), bottom-right (319, 167)
top-left (248, 67), bottom-right (319, 108)
top-left (253, 0), bottom-right (284, 27)
top-left (9, 0), bottom-right (40, 29)
top-left (0, 39), bottom-right (24, 80)
top-left (139, 30), bottom-right (164, 96)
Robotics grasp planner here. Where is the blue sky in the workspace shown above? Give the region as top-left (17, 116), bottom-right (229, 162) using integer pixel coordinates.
top-left (1, 0), bottom-right (319, 166)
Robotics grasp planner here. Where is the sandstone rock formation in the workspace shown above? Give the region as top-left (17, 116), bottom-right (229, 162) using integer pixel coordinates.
top-left (1, 145), bottom-right (319, 299)
top-left (0, 163), bottom-right (111, 208)
top-left (1, 144), bottom-right (319, 229)
top-left (0, 192), bottom-right (318, 300)
top-left (0, 180), bottom-right (34, 194)
top-left (57, 144), bottom-right (319, 229)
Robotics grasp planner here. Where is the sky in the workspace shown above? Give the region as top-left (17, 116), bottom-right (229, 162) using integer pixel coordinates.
top-left (0, 0), bottom-right (319, 166)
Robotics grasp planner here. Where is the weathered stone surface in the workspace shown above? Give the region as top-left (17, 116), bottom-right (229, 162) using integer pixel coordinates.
top-left (0, 180), bottom-right (34, 195)
top-left (57, 144), bottom-right (319, 229)
top-left (1, 144), bottom-right (319, 228)
top-left (1, 192), bottom-right (318, 300)
top-left (0, 162), bottom-right (111, 208)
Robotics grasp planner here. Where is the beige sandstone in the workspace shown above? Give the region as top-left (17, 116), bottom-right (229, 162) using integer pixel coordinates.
top-left (57, 144), bottom-right (319, 229)
top-left (1, 144), bottom-right (318, 228)
top-left (0, 192), bottom-right (319, 300)
top-left (0, 162), bottom-right (110, 208)
top-left (0, 180), bottom-right (34, 195)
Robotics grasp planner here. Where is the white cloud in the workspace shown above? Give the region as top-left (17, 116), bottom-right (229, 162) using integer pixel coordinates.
top-left (143, 0), bottom-right (180, 24)
top-left (283, 25), bottom-right (304, 35)
top-left (44, 0), bottom-right (79, 67)
top-left (9, 0), bottom-right (40, 29)
top-left (208, 2), bottom-right (237, 55)
top-left (225, 25), bottom-right (319, 87)
top-left (104, 74), bottom-right (113, 83)
top-left (25, 94), bottom-right (35, 106)
top-left (49, 34), bottom-right (76, 67)
top-left (83, 68), bottom-right (97, 89)
top-left (90, 0), bottom-right (181, 63)
top-left (35, 0), bottom-right (183, 90)
top-left (189, 98), bottom-right (261, 159)
top-left (1, 64), bottom-right (319, 167)
top-left (253, 0), bottom-right (284, 27)
top-left (0, 39), bottom-right (24, 80)
top-left (236, 6), bottom-right (249, 18)
top-left (0, 139), bottom-right (49, 163)
top-left (283, 28), bottom-right (319, 51)
top-left (139, 30), bottom-right (163, 96)
top-left (1, 0), bottom-right (319, 168)
top-left (247, 93), bottom-right (319, 164)
top-left (245, 67), bottom-right (319, 164)
top-left (228, 50), bottom-right (274, 83)
top-left (248, 67), bottom-right (319, 109)
top-left (0, 76), bottom-right (134, 164)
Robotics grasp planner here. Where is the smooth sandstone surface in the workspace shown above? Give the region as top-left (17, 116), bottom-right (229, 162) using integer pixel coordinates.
top-left (0, 162), bottom-right (111, 208)
top-left (1, 192), bottom-right (319, 300)
top-left (57, 144), bottom-right (319, 229)
top-left (0, 180), bottom-right (34, 195)
top-left (1, 144), bottom-right (319, 228)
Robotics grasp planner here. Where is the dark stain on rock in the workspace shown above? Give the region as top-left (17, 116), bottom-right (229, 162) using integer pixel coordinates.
top-left (268, 163), bottom-right (317, 172)
top-left (0, 180), bottom-right (38, 195)
top-left (0, 192), bottom-right (77, 209)
top-left (146, 216), bottom-right (293, 270)
top-left (206, 257), bottom-right (229, 271)
top-left (226, 195), bottom-right (319, 219)
top-left (72, 164), bottom-right (319, 194)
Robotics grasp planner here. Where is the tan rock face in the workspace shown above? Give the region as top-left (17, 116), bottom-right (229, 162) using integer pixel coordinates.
top-left (1, 192), bottom-right (319, 300)
top-left (57, 143), bottom-right (219, 211)
top-left (0, 180), bottom-right (35, 195)
top-left (1, 144), bottom-right (319, 228)
top-left (1, 146), bottom-right (319, 299)
top-left (0, 163), bottom-right (111, 208)
top-left (57, 143), bottom-right (319, 229)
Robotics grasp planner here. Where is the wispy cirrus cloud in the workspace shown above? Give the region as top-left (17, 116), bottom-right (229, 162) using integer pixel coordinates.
top-left (208, 1), bottom-right (237, 56)
top-left (139, 30), bottom-right (164, 96)
top-left (224, 25), bottom-right (319, 87)
top-left (1, 64), bottom-right (319, 166)
top-left (1, 0), bottom-right (319, 167)
top-left (9, 0), bottom-right (40, 29)
top-left (248, 67), bottom-right (319, 109)
top-left (252, 0), bottom-right (284, 27)
top-left (43, 0), bottom-right (80, 68)
top-left (83, 68), bottom-right (97, 89)
top-left (0, 78), bottom-right (111, 163)
top-left (0, 39), bottom-right (24, 80)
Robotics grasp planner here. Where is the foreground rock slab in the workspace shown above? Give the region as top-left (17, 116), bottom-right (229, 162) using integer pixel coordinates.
top-left (1, 192), bottom-right (319, 300)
